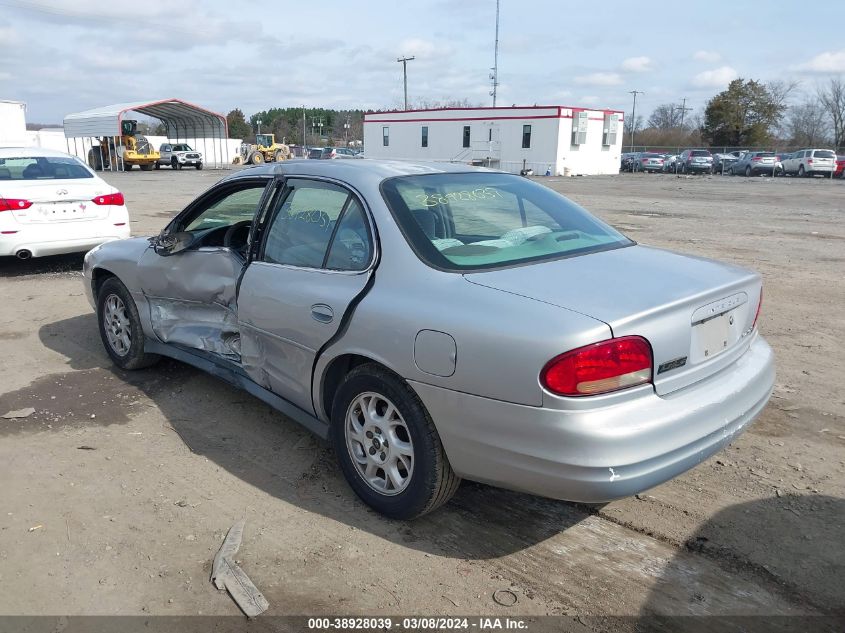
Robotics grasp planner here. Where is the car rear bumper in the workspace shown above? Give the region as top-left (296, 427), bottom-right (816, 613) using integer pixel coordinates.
top-left (410, 335), bottom-right (774, 503)
top-left (0, 220), bottom-right (130, 258)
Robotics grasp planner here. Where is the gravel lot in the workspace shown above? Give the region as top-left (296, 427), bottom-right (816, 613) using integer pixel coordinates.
top-left (0, 167), bottom-right (843, 622)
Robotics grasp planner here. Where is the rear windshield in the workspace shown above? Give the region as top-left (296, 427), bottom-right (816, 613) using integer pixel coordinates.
top-left (690, 150), bottom-right (711, 157)
top-left (381, 172), bottom-right (633, 272)
top-left (0, 156), bottom-right (93, 180)
top-left (813, 150), bottom-right (836, 158)
top-left (641, 153), bottom-right (663, 159)
top-left (756, 152), bottom-right (775, 157)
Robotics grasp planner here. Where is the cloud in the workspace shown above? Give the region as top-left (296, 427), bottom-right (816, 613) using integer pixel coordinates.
top-left (693, 50), bottom-right (721, 63)
top-left (398, 38), bottom-right (441, 59)
top-left (0, 26), bottom-right (21, 47)
top-left (574, 72), bottom-right (622, 86)
top-left (793, 50), bottom-right (845, 73)
top-left (621, 56), bottom-right (653, 73)
top-left (692, 66), bottom-right (738, 88)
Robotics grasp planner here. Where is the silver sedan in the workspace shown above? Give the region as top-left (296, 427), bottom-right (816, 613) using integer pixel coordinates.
top-left (83, 160), bottom-right (774, 519)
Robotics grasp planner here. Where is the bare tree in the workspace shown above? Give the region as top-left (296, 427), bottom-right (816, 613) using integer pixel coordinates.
top-left (817, 78), bottom-right (845, 149)
top-left (787, 99), bottom-right (829, 147)
top-left (647, 103), bottom-right (684, 130)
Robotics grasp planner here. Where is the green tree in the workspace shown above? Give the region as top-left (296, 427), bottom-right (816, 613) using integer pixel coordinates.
top-left (226, 108), bottom-right (252, 141)
top-left (702, 79), bottom-right (787, 146)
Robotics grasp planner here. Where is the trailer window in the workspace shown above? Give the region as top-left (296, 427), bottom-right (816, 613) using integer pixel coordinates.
top-left (421, 126), bottom-right (429, 148)
top-left (522, 125), bottom-right (532, 149)
top-left (462, 126), bottom-right (470, 148)
top-left (382, 127), bottom-right (389, 147)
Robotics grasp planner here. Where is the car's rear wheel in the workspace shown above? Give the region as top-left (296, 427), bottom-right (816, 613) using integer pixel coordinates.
top-left (745, 166), bottom-right (752, 177)
top-left (798, 165), bottom-right (806, 177)
top-left (331, 364), bottom-right (460, 519)
top-left (97, 277), bottom-right (160, 370)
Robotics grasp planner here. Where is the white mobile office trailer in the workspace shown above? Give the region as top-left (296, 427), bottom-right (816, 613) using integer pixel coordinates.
top-left (362, 105), bottom-right (623, 176)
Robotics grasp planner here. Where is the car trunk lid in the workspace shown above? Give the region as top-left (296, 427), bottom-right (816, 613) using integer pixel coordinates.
top-left (1, 180), bottom-right (113, 223)
top-left (464, 245), bottom-right (762, 396)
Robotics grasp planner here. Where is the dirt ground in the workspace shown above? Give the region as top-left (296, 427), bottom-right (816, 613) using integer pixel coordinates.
top-left (1, 167), bottom-right (843, 625)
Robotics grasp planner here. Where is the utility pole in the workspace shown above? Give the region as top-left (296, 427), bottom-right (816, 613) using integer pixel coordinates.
top-left (490, 0), bottom-right (500, 107)
top-left (629, 90), bottom-right (643, 150)
top-left (397, 56), bottom-right (415, 110)
top-left (677, 97), bottom-right (693, 129)
top-left (302, 106), bottom-right (307, 149)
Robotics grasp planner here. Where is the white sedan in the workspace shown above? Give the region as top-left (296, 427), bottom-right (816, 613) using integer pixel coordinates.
top-left (0, 148), bottom-right (130, 259)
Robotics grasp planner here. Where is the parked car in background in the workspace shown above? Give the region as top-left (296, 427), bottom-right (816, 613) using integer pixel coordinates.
top-left (633, 152), bottom-right (665, 173)
top-left (157, 143), bottom-right (203, 170)
top-left (82, 160), bottom-right (773, 519)
top-left (677, 149), bottom-right (714, 174)
top-left (621, 152), bottom-right (638, 172)
top-left (309, 147), bottom-right (338, 160)
top-left (730, 151), bottom-right (777, 177)
top-left (334, 148), bottom-right (360, 158)
top-left (835, 155), bottom-right (845, 178)
top-left (781, 149), bottom-right (837, 177)
top-left (0, 148), bottom-right (129, 259)
top-left (662, 154), bottom-right (679, 172)
top-left (712, 150), bottom-right (746, 174)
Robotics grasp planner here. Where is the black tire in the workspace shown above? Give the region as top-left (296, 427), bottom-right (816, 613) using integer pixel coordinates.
top-left (97, 277), bottom-right (160, 371)
top-left (331, 363), bottom-right (460, 519)
top-left (172, 158), bottom-right (181, 170)
top-left (196, 163), bottom-right (203, 170)
top-left (798, 165), bottom-right (806, 177)
top-left (154, 162), bottom-right (161, 170)
top-left (745, 166), bottom-right (752, 177)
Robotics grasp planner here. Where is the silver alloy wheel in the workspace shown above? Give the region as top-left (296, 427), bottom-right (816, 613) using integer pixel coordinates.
top-left (345, 391), bottom-right (414, 496)
top-left (103, 293), bottom-right (131, 356)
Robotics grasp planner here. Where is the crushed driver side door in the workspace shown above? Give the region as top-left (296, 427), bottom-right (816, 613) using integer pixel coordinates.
top-left (137, 177), bottom-right (272, 359)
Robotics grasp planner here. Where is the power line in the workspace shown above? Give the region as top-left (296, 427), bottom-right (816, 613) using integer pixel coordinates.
top-left (677, 97), bottom-right (693, 128)
top-left (397, 56), bottom-right (415, 111)
top-left (629, 90), bottom-right (643, 149)
top-left (490, 0), bottom-right (500, 107)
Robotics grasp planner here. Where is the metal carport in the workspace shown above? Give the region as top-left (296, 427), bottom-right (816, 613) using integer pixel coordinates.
top-left (63, 98), bottom-right (230, 170)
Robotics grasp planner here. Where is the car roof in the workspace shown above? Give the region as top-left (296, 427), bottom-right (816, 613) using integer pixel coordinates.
top-left (226, 159), bottom-right (499, 186)
top-left (0, 146), bottom-right (79, 159)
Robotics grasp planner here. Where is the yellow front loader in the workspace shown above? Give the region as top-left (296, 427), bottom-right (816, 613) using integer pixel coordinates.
top-left (88, 120), bottom-right (160, 171)
top-left (235, 133), bottom-right (292, 165)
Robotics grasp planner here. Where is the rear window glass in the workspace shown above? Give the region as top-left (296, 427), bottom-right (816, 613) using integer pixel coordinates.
top-left (641, 153), bottom-right (663, 158)
top-left (690, 150), bottom-right (711, 157)
top-left (813, 150), bottom-right (836, 159)
top-left (756, 152), bottom-right (775, 157)
top-left (0, 156), bottom-right (93, 180)
top-left (381, 172), bottom-right (633, 272)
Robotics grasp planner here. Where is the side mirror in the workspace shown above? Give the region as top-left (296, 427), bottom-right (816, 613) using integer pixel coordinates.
top-left (152, 231), bottom-right (198, 256)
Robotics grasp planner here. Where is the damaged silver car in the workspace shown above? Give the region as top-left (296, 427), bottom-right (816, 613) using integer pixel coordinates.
top-left (84, 160), bottom-right (774, 519)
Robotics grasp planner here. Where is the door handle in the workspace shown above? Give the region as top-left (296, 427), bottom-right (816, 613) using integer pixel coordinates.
top-left (311, 304), bottom-right (334, 323)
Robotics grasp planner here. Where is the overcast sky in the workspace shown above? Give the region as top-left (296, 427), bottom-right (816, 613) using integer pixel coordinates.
top-left (1, 0), bottom-right (843, 123)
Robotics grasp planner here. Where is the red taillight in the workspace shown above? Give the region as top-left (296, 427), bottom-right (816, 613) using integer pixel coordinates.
top-left (92, 192), bottom-right (125, 206)
top-left (752, 156), bottom-right (761, 162)
top-left (541, 336), bottom-right (653, 397)
top-left (807, 159), bottom-right (813, 164)
top-left (0, 198), bottom-right (33, 212)
top-left (752, 288), bottom-right (763, 330)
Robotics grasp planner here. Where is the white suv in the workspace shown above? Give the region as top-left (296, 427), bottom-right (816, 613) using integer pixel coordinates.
top-left (782, 149), bottom-right (836, 177)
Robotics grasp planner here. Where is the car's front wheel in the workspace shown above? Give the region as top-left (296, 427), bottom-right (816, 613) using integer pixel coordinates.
top-left (97, 277), bottom-right (160, 370)
top-left (331, 364), bottom-right (460, 519)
